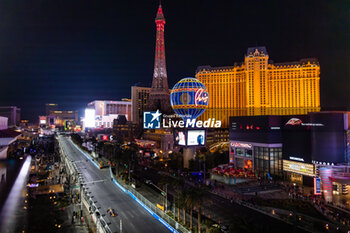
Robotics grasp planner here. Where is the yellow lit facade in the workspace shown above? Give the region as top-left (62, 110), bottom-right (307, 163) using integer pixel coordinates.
top-left (196, 47), bottom-right (320, 127)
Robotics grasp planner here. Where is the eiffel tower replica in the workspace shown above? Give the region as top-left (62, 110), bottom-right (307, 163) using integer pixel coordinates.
top-left (148, 3), bottom-right (172, 114)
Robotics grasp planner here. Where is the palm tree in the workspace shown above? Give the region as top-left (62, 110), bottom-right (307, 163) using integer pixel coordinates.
top-left (191, 187), bottom-right (205, 233)
top-left (185, 189), bottom-right (195, 230)
top-left (179, 190), bottom-right (188, 225)
top-left (170, 177), bottom-right (184, 222)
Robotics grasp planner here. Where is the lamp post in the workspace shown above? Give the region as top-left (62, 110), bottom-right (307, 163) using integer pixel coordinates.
top-left (165, 184), bottom-right (168, 212)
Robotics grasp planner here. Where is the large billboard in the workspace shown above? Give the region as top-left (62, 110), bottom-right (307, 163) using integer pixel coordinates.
top-left (229, 112), bottom-right (348, 165)
top-left (283, 160), bottom-right (315, 177)
top-left (187, 130), bottom-right (205, 146)
top-left (85, 108), bottom-right (96, 128)
top-left (174, 130), bottom-right (186, 146)
top-left (174, 129), bottom-right (206, 146)
top-left (229, 115), bottom-right (282, 143)
top-left (283, 113), bottom-right (347, 164)
top-left (39, 116), bottom-right (46, 125)
top-left (309, 112), bottom-right (347, 164)
top-left (282, 115), bottom-right (312, 163)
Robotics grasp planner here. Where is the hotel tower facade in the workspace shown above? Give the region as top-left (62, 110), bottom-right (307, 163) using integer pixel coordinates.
top-left (196, 47), bottom-right (320, 128)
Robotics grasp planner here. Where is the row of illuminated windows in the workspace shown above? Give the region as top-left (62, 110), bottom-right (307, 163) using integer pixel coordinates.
top-left (203, 80), bottom-right (318, 94)
top-left (198, 67), bottom-right (318, 74)
top-left (270, 82), bottom-right (319, 106)
top-left (198, 75), bottom-right (318, 83)
top-left (199, 72), bottom-right (318, 77)
top-left (200, 72), bottom-right (312, 77)
top-left (96, 121), bottom-right (112, 128)
top-left (202, 80), bottom-right (318, 91)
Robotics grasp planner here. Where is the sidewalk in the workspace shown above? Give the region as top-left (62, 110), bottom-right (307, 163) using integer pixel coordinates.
top-left (59, 142), bottom-right (96, 233)
top-left (62, 204), bottom-right (90, 233)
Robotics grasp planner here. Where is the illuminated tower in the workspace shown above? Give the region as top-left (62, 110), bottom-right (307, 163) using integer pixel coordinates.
top-left (148, 3), bottom-right (171, 113)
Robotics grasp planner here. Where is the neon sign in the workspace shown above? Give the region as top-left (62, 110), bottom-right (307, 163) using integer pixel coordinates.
top-left (230, 142), bottom-right (252, 149)
top-left (194, 89), bottom-right (209, 106)
top-left (286, 118), bottom-right (302, 125)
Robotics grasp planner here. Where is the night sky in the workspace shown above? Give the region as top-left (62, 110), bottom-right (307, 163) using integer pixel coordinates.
top-left (0, 0), bottom-right (349, 121)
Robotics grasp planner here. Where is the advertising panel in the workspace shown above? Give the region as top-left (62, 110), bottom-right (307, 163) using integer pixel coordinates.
top-left (39, 116), bottom-right (46, 125)
top-left (174, 130), bottom-right (186, 146)
top-left (85, 108), bottom-right (96, 128)
top-left (229, 115), bottom-right (282, 143)
top-left (187, 130), bottom-right (205, 146)
top-left (282, 115), bottom-right (312, 163)
top-left (310, 112), bottom-right (346, 164)
top-left (314, 177), bottom-right (321, 195)
top-left (283, 160), bottom-right (315, 177)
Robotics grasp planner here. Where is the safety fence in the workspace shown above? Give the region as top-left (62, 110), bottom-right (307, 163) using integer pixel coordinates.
top-left (60, 136), bottom-right (190, 233)
top-left (109, 167), bottom-right (190, 233)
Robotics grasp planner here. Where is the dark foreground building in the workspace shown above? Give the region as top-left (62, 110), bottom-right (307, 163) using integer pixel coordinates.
top-left (229, 112), bottom-right (350, 197)
top-left (0, 106), bottom-right (21, 127)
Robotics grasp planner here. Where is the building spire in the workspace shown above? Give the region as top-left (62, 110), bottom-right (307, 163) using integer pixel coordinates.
top-left (148, 2), bottom-right (171, 113)
top-left (156, 2), bottom-right (165, 21)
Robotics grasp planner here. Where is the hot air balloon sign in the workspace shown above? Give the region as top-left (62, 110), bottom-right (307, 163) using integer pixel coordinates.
top-left (170, 77), bottom-right (209, 121)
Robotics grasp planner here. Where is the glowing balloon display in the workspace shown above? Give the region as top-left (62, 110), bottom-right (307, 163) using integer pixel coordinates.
top-left (170, 77), bottom-right (209, 120)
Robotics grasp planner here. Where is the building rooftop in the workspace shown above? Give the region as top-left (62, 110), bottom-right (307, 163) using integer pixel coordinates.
top-left (196, 47), bottom-right (319, 73)
top-left (0, 129), bottom-right (21, 138)
top-left (247, 46), bottom-right (268, 56)
top-left (88, 100), bottom-right (132, 104)
top-left (272, 58), bottom-right (319, 67)
top-left (196, 65), bottom-right (236, 73)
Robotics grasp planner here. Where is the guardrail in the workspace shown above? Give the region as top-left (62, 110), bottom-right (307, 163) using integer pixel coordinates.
top-left (109, 168), bottom-right (190, 233)
top-left (60, 136), bottom-right (189, 233)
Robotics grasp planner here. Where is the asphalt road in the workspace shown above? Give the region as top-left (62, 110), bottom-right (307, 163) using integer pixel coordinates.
top-left (58, 136), bottom-right (169, 233)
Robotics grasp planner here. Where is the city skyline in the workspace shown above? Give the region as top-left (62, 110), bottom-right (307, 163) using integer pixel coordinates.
top-left (0, 2), bottom-right (350, 233)
top-left (0, 0), bottom-right (349, 121)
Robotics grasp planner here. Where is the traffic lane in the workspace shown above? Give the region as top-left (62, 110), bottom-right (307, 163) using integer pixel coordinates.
top-left (60, 137), bottom-right (169, 233)
top-left (76, 156), bottom-right (169, 233)
top-left (61, 140), bottom-right (104, 182)
top-left (88, 180), bottom-right (169, 233)
top-left (63, 139), bottom-right (109, 181)
top-left (61, 138), bottom-right (107, 184)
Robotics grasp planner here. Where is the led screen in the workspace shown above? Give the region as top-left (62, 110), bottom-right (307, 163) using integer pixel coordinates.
top-left (187, 130), bottom-right (205, 146)
top-left (174, 130), bottom-right (186, 146)
top-left (85, 108), bottom-right (96, 128)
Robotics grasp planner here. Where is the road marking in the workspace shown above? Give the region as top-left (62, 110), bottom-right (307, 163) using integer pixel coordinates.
top-left (81, 179), bottom-right (106, 185)
top-left (68, 139), bottom-right (100, 169)
top-left (73, 160), bottom-right (85, 163)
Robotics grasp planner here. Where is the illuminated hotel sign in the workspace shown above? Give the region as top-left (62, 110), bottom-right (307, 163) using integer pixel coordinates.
top-left (289, 156), bottom-right (304, 162)
top-left (283, 160), bottom-right (315, 177)
top-left (230, 142), bottom-right (252, 149)
top-left (194, 89), bottom-right (209, 106)
top-left (285, 118), bottom-right (302, 126)
top-left (285, 118), bottom-right (324, 127)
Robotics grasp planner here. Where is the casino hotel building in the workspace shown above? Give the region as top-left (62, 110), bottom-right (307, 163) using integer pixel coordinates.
top-left (196, 46), bottom-right (320, 128)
